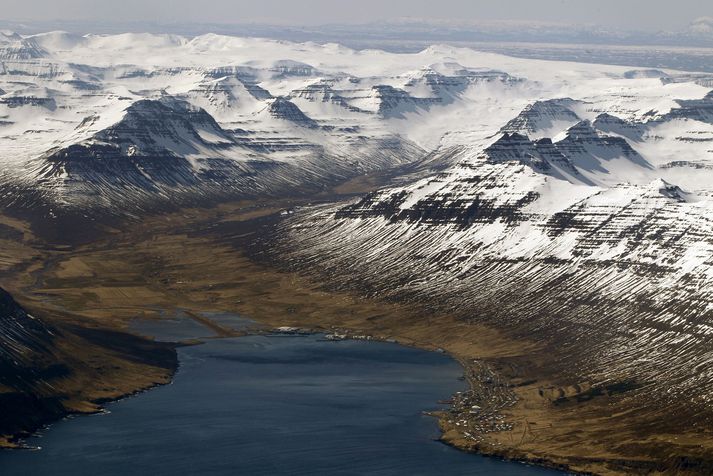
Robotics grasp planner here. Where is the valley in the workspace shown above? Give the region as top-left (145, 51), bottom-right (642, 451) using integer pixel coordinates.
top-left (0, 192), bottom-right (709, 475)
top-left (2, 31), bottom-right (713, 474)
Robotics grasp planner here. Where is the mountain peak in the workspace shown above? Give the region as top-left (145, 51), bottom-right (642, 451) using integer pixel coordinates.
top-left (0, 34), bottom-right (45, 60)
top-left (0, 31), bottom-right (22, 42)
top-left (266, 97), bottom-right (319, 128)
top-left (562, 120), bottom-right (599, 140)
top-left (648, 178), bottom-right (694, 202)
top-left (592, 113), bottom-right (645, 141)
top-left (501, 99), bottom-right (581, 138)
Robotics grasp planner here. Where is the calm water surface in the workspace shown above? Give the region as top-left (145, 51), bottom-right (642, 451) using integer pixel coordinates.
top-left (0, 321), bottom-right (562, 475)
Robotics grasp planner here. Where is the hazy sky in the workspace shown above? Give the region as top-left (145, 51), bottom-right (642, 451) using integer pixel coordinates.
top-left (3, 0), bottom-right (712, 31)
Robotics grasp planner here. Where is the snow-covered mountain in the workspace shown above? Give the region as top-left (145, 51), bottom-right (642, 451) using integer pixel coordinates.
top-left (5, 35), bottom-right (713, 393)
top-left (8, 32), bottom-right (713, 214)
top-left (267, 46), bottom-right (713, 432)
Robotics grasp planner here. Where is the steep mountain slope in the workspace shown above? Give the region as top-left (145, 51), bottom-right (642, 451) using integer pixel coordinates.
top-left (276, 86), bottom-right (713, 469)
top-left (0, 286), bottom-right (177, 447)
top-left (0, 287), bottom-right (63, 445)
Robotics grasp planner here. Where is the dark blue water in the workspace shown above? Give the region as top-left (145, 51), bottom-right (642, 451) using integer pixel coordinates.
top-left (0, 333), bottom-right (561, 475)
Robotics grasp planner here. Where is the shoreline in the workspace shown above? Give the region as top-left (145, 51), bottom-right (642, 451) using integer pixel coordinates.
top-left (262, 329), bottom-right (583, 474)
top-left (1, 378), bottom-right (177, 451)
top-left (4, 320), bottom-right (566, 475)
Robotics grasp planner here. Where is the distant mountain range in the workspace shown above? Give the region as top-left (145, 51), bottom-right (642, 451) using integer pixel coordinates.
top-left (4, 17), bottom-right (713, 48)
top-left (0, 32), bottom-right (712, 214)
